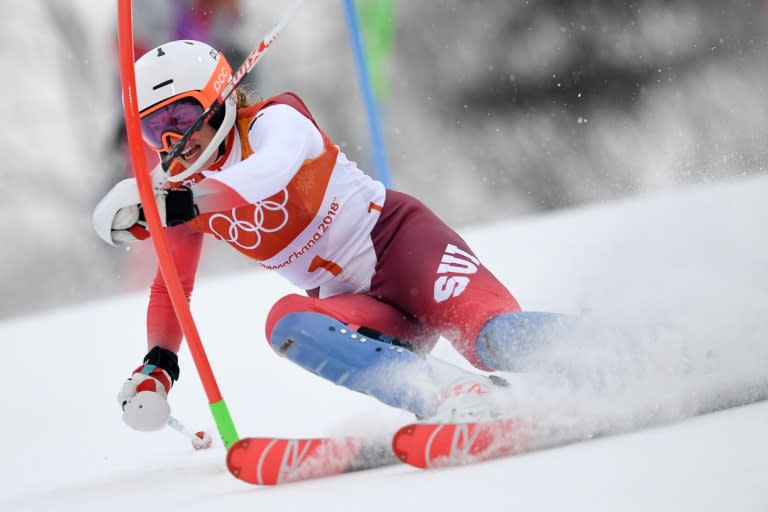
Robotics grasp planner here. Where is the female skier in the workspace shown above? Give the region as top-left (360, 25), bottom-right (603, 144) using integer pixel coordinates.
top-left (93, 40), bottom-right (559, 431)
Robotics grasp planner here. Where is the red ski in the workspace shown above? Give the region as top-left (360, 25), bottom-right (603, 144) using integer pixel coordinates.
top-left (391, 418), bottom-right (532, 469)
top-left (227, 435), bottom-right (396, 485)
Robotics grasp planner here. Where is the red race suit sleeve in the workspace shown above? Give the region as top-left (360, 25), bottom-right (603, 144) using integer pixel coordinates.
top-left (146, 223), bottom-right (204, 353)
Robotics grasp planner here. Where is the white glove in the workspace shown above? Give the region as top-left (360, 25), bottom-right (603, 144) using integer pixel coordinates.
top-left (111, 187), bottom-right (199, 243)
top-left (118, 347), bottom-right (179, 432)
top-left (93, 177), bottom-right (198, 246)
top-left (121, 390), bottom-right (171, 432)
top-left (111, 204), bottom-right (150, 244)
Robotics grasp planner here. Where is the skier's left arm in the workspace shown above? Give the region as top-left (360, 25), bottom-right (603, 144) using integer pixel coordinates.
top-left (190, 103), bottom-right (324, 212)
top-left (117, 224), bottom-right (203, 432)
top-left (93, 180), bottom-right (201, 246)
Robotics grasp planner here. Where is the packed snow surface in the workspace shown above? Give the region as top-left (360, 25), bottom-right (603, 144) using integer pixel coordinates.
top-left (2, 176), bottom-right (766, 511)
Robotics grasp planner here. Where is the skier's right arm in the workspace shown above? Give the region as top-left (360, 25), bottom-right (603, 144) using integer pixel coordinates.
top-left (117, 223), bottom-right (204, 431)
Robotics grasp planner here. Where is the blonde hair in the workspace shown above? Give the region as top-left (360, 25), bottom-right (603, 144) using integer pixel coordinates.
top-left (235, 87), bottom-right (263, 109)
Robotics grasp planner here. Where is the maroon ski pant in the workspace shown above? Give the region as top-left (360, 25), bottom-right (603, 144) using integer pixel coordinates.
top-left (265, 190), bottom-right (521, 369)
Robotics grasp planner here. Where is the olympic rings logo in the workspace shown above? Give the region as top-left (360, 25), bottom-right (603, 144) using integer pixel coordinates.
top-left (208, 189), bottom-right (290, 249)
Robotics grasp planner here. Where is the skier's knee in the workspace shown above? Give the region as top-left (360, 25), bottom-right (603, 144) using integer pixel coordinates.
top-left (475, 311), bottom-right (567, 371)
top-left (264, 294), bottom-right (315, 342)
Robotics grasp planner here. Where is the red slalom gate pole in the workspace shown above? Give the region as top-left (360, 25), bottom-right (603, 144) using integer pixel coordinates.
top-left (115, 0), bottom-right (238, 449)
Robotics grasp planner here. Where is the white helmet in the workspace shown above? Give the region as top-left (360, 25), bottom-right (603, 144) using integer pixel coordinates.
top-left (135, 40), bottom-right (237, 181)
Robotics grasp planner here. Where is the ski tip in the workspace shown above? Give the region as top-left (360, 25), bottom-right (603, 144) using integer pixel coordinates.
top-left (391, 423), bottom-right (425, 467)
top-left (392, 418), bottom-right (531, 470)
top-left (226, 437), bottom-right (276, 485)
top-left (226, 436), bottom-right (371, 485)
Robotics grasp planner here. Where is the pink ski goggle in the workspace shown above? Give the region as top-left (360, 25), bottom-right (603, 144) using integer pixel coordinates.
top-left (140, 98), bottom-right (205, 152)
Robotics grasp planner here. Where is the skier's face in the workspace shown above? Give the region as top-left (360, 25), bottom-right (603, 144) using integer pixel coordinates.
top-left (175, 122), bottom-right (220, 171)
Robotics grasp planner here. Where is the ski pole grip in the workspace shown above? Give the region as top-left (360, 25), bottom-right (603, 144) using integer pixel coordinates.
top-left (209, 399), bottom-right (239, 449)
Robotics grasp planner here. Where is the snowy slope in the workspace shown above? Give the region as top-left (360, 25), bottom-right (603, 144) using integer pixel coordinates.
top-left (1, 176), bottom-right (767, 511)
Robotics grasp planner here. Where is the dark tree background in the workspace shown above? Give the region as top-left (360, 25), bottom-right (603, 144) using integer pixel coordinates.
top-left (0, 0), bottom-right (765, 318)
top-left (386, 1), bottom-right (768, 223)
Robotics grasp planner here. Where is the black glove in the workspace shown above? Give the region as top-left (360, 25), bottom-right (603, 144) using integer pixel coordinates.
top-left (164, 186), bottom-right (200, 226)
top-left (138, 186), bottom-right (200, 227)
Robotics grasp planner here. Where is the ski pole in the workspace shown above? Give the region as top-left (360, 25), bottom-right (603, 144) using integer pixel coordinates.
top-left (167, 416), bottom-right (213, 450)
top-left (145, 1), bottom-right (304, 191)
top-left (342, 0), bottom-right (392, 188)
top-left (160, 0), bottom-right (304, 178)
